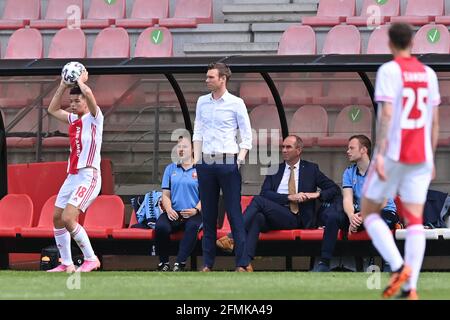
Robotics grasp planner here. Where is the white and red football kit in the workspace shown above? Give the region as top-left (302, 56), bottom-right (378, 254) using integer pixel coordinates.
top-left (55, 108), bottom-right (104, 212)
top-left (364, 56), bottom-right (440, 204)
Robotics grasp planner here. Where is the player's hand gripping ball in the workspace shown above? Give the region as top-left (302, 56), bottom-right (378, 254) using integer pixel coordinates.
top-left (61, 61), bottom-right (86, 86)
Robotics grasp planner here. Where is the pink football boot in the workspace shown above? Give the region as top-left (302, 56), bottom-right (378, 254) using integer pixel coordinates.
top-left (47, 264), bottom-right (76, 273)
top-left (77, 257), bottom-right (101, 272)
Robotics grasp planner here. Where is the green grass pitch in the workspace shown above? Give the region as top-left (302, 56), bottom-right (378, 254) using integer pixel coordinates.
top-left (1, 271), bottom-right (450, 299)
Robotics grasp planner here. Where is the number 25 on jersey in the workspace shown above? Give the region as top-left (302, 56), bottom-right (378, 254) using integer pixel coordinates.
top-left (401, 87), bottom-right (427, 130)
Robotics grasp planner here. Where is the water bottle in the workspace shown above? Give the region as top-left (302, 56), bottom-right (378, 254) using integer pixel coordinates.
top-left (151, 245), bottom-right (156, 256)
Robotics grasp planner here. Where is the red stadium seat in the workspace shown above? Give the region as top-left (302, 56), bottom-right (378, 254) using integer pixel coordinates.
top-left (6, 107), bottom-right (41, 149)
top-left (439, 81), bottom-right (450, 105)
top-left (249, 105), bottom-right (282, 147)
top-left (43, 88), bottom-right (71, 108)
top-left (318, 105), bottom-right (373, 147)
top-left (92, 75), bottom-right (139, 108)
top-left (91, 30), bottom-right (135, 110)
top-left (6, 137), bottom-right (36, 148)
top-left (295, 229), bottom-right (344, 240)
top-left (111, 210), bottom-right (154, 240)
top-left (4, 28), bottom-right (43, 59)
top-left (81, 0), bottom-right (125, 29)
top-left (0, 81), bottom-right (41, 108)
top-left (146, 194), bottom-right (202, 241)
top-left (434, 3), bottom-right (450, 26)
top-left (322, 25), bottom-right (361, 54)
top-left (259, 230), bottom-right (298, 241)
top-left (390, 0), bottom-right (443, 26)
top-left (239, 82), bottom-right (273, 107)
top-left (435, 15), bottom-right (450, 25)
top-left (48, 28), bottom-right (86, 58)
top-left (43, 117), bottom-right (69, 148)
top-left (412, 24), bottom-right (450, 54)
top-left (8, 162), bottom-right (66, 226)
top-left (134, 27), bottom-right (173, 57)
top-left (30, 0), bottom-right (83, 29)
top-left (83, 195), bottom-right (125, 238)
top-left (347, 230), bottom-right (371, 241)
top-left (41, 97), bottom-right (69, 148)
top-left (241, 196), bottom-right (254, 212)
top-left (0, 194), bottom-right (33, 237)
top-left (0, 81), bottom-right (42, 144)
top-left (367, 25), bottom-right (390, 54)
top-left (20, 195), bottom-right (57, 238)
top-left (346, 0), bottom-right (399, 26)
top-left (216, 214), bottom-right (231, 239)
top-left (281, 81), bottom-right (323, 106)
top-left (8, 160), bottom-right (115, 226)
top-left (6, 108), bottom-right (48, 149)
top-left (99, 159), bottom-right (115, 195)
top-left (302, 0), bottom-right (355, 27)
top-left (7, 108), bottom-right (48, 134)
top-left (218, 195), bottom-right (299, 241)
top-left (438, 105), bottom-right (450, 146)
top-left (90, 27), bottom-right (130, 58)
top-left (316, 75), bottom-right (371, 106)
top-left (0, 0), bottom-right (40, 30)
top-left (277, 25), bottom-right (316, 55)
top-left (159, 0), bottom-right (213, 28)
top-left (295, 229), bottom-right (323, 240)
top-left (116, 0), bottom-right (169, 28)
top-left (217, 196), bottom-right (254, 238)
top-left (289, 105), bottom-right (328, 146)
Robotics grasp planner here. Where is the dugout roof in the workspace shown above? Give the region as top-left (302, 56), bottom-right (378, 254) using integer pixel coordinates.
top-left (1, 54), bottom-right (450, 198)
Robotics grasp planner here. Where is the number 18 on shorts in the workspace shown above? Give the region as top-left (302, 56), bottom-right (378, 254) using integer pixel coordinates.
top-left (55, 168), bottom-right (102, 213)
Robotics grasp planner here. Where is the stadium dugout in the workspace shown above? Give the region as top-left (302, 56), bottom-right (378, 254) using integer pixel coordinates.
top-left (0, 55), bottom-right (449, 271)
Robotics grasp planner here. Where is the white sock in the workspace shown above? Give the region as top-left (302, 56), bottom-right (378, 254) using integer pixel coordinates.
top-left (70, 224), bottom-right (96, 261)
top-left (403, 225), bottom-right (425, 291)
top-left (364, 214), bottom-right (404, 271)
top-left (54, 228), bottom-right (73, 266)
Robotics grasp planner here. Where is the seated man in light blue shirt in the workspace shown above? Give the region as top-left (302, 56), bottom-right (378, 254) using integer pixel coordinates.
top-left (343, 135), bottom-right (397, 232)
top-left (155, 135), bottom-right (202, 272)
top-left (315, 135), bottom-right (399, 272)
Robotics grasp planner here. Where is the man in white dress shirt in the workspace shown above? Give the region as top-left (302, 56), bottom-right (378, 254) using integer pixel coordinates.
top-left (193, 62), bottom-right (253, 272)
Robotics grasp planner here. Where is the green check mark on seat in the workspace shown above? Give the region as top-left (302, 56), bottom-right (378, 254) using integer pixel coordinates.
top-left (151, 30), bottom-right (163, 44)
top-left (375, 0), bottom-right (388, 5)
top-left (104, 0), bottom-right (116, 4)
top-left (349, 107), bottom-right (362, 123)
top-left (427, 28), bottom-right (440, 44)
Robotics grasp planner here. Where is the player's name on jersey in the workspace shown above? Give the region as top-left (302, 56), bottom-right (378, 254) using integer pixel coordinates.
top-left (403, 71), bottom-right (428, 83)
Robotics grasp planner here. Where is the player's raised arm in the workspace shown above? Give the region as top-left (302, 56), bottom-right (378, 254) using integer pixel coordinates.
top-left (48, 80), bottom-right (70, 123)
top-left (77, 70), bottom-right (98, 117)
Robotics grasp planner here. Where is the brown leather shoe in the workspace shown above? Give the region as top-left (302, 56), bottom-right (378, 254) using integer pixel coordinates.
top-left (216, 235), bottom-right (234, 253)
top-left (201, 266), bottom-right (211, 272)
top-left (235, 267), bottom-right (247, 272)
top-left (246, 263), bottom-right (253, 272)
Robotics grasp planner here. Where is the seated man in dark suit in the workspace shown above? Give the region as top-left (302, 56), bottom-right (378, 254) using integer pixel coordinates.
top-left (217, 135), bottom-right (340, 270)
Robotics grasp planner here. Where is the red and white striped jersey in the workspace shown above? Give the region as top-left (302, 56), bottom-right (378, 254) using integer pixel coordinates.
top-left (67, 108), bottom-right (103, 174)
top-left (374, 56), bottom-right (440, 164)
